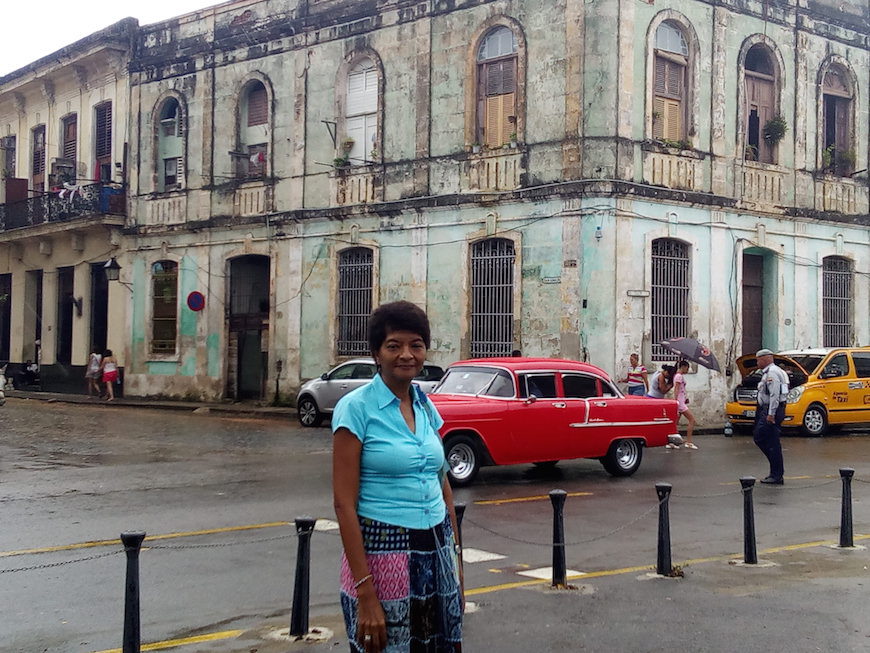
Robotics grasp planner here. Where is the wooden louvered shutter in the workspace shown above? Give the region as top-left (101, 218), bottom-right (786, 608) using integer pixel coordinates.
top-left (95, 103), bottom-right (112, 158)
top-left (654, 57), bottom-right (667, 96)
top-left (653, 97), bottom-right (666, 139)
top-left (63, 116), bottom-right (77, 161)
top-left (485, 95), bottom-right (502, 148)
top-left (247, 87), bottom-right (268, 126)
top-left (176, 157), bottom-right (185, 189)
top-left (664, 99), bottom-right (682, 141)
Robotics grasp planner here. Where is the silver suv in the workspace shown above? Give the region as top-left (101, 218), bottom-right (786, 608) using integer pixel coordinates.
top-left (296, 358), bottom-right (445, 427)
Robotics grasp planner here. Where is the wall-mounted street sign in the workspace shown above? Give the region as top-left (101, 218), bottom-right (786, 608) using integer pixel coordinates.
top-left (187, 291), bottom-right (206, 312)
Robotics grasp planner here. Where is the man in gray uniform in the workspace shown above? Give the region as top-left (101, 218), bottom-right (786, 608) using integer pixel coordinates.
top-left (754, 348), bottom-right (790, 484)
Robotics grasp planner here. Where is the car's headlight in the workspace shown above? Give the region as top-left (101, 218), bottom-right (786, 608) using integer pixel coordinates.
top-left (786, 385), bottom-right (805, 404)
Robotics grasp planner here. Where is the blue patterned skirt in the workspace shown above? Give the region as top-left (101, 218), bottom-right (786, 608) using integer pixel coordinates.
top-left (340, 515), bottom-right (463, 652)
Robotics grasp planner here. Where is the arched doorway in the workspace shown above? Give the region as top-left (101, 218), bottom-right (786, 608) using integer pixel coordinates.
top-left (226, 255), bottom-right (270, 400)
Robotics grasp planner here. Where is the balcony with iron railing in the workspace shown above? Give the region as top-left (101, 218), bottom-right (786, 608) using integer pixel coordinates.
top-left (0, 183), bottom-right (126, 232)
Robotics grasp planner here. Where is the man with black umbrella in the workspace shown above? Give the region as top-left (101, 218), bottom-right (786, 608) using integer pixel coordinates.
top-left (754, 348), bottom-right (789, 484)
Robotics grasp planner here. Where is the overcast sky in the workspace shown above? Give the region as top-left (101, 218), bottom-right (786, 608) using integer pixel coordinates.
top-left (1, 1), bottom-right (219, 76)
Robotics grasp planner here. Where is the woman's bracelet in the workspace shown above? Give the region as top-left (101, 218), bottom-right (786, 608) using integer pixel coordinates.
top-left (353, 573), bottom-right (373, 590)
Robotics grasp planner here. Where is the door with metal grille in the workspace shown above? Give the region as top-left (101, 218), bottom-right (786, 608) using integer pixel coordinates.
top-left (227, 255), bottom-right (270, 400)
top-left (470, 238), bottom-right (515, 358)
top-left (337, 248), bottom-right (373, 356)
top-left (650, 239), bottom-right (690, 361)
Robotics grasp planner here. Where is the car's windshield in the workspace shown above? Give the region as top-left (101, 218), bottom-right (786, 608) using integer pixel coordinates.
top-left (789, 355), bottom-right (824, 375)
top-left (434, 366), bottom-right (514, 397)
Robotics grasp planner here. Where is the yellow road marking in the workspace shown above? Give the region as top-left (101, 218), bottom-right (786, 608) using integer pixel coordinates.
top-left (91, 629), bottom-right (245, 653)
top-left (0, 522), bottom-right (291, 558)
top-left (467, 533), bottom-right (870, 595)
top-left (475, 491), bottom-right (593, 505)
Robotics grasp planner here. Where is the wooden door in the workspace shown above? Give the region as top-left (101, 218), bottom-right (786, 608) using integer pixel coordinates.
top-left (742, 254), bottom-right (764, 355)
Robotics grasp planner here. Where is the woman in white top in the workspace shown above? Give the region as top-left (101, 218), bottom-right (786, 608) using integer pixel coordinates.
top-left (99, 349), bottom-right (119, 401)
top-left (85, 347), bottom-right (102, 396)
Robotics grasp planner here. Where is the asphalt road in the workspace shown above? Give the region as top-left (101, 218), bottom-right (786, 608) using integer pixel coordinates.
top-left (2, 397), bottom-right (870, 652)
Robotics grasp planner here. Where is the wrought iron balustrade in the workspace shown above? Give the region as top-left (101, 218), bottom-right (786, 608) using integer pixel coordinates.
top-left (0, 183), bottom-right (126, 232)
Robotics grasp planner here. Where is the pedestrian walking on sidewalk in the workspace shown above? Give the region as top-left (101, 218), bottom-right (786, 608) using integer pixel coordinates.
top-left (646, 364), bottom-right (675, 399)
top-left (85, 347), bottom-right (102, 396)
top-left (672, 360), bottom-right (697, 449)
top-left (333, 300), bottom-right (463, 653)
top-left (753, 348), bottom-right (789, 484)
top-left (99, 350), bottom-right (118, 402)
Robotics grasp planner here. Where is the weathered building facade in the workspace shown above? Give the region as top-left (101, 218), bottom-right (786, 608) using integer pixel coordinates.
top-left (0, 20), bottom-right (135, 391)
top-left (2, 0), bottom-right (868, 426)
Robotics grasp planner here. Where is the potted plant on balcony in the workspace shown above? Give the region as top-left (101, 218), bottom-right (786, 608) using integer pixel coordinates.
top-left (333, 155), bottom-right (350, 169)
top-left (762, 115), bottom-right (788, 146)
top-left (509, 132), bottom-right (518, 148)
top-left (340, 137), bottom-right (355, 153)
top-left (471, 142), bottom-right (481, 154)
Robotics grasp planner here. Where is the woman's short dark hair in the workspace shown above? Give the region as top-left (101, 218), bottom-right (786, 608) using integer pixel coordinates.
top-left (368, 301), bottom-right (431, 353)
top-left (677, 359), bottom-right (690, 369)
top-left (104, 349), bottom-right (113, 357)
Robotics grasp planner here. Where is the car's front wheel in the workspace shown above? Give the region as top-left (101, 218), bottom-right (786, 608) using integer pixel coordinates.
top-left (600, 439), bottom-right (643, 477)
top-left (444, 435), bottom-right (481, 487)
top-left (297, 396), bottom-right (323, 427)
top-left (801, 404), bottom-right (828, 437)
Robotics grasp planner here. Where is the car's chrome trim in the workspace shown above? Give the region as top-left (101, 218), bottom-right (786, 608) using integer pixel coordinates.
top-left (569, 419), bottom-right (674, 428)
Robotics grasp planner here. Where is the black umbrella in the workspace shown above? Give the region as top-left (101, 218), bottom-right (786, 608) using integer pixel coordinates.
top-left (659, 337), bottom-right (721, 372)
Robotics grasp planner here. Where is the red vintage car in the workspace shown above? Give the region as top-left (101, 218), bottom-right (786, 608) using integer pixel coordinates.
top-left (429, 358), bottom-right (680, 486)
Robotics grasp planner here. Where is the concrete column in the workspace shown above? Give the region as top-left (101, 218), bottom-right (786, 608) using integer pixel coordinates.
top-left (10, 269), bottom-right (27, 362)
top-left (106, 266), bottom-right (127, 366)
top-left (413, 17), bottom-right (432, 195)
top-left (72, 262), bottom-right (91, 365)
top-left (562, 0), bottom-right (583, 179)
top-left (710, 7), bottom-right (729, 197)
top-left (41, 268), bottom-right (58, 365)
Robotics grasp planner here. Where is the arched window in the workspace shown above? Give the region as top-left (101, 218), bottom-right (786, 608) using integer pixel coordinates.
top-left (476, 27), bottom-right (518, 149)
top-left (822, 256), bottom-right (853, 347)
top-left (743, 45), bottom-right (778, 163)
top-left (345, 59), bottom-right (378, 164)
top-left (821, 65), bottom-right (854, 176)
top-left (470, 238), bottom-right (515, 357)
top-left (239, 80), bottom-right (269, 178)
top-left (151, 261), bottom-right (178, 355)
top-left (652, 22), bottom-right (688, 143)
top-left (650, 238), bottom-right (690, 361)
top-left (157, 98), bottom-right (184, 191)
top-left (337, 248), bottom-right (373, 356)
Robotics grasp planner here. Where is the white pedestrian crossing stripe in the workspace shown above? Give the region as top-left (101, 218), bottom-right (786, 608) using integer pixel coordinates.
top-left (517, 566), bottom-right (585, 579)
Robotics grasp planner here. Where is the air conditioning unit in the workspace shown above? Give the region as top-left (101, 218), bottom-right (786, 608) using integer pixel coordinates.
top-left (49, 158), bottom-right (76, 188)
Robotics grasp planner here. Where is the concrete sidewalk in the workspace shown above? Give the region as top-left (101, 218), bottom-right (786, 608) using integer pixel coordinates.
top-left (3, 388), bottom-right (297, 419)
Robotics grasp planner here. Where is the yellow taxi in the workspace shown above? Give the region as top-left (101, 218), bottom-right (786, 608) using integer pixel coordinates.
top-left (725, 347), bottom-right (870, 436)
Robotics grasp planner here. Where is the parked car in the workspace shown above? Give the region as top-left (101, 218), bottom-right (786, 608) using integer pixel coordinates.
top-left (296, 358), bottom-right (445, 427)
top-left (429, 358), bottom-right (681, 486)
top-left (725, 347), bottom-right (870, 436)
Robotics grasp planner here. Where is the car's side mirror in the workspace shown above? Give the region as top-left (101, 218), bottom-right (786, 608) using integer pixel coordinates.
top-left (321, 373), bottom-right (328, 380)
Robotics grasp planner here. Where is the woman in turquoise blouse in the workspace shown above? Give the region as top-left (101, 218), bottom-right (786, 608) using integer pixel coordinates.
top-left (333, 301), bottom-right (463, 652)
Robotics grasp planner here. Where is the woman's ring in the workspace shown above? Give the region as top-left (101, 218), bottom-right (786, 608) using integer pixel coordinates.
top-left (364, 634), bottom-right (372, 641)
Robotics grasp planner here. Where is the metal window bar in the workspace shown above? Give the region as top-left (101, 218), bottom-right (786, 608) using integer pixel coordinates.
top-left (151, 262), bottom-right (178, 354)
top-left (822, 257), bottom-right (853, 347)
top-left (651, 239), bottom-right (690, 361)
top-left (338, 248), bottom-right (373, 356)
top-left (470, 239), bottom-right (514, 358)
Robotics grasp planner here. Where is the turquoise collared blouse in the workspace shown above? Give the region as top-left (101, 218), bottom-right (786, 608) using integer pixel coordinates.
top-left (332, 373), bottom-right (447, 530)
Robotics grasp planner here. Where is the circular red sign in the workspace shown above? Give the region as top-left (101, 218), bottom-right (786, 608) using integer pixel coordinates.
top-left (187, 291), bottom-right (206, 312)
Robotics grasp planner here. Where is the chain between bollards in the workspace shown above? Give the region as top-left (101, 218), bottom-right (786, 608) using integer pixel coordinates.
top-left (289, 517), bottom-right (316, 638)
top-left (121, 531), bottom-right (146, 653)
top-left (549, 490), bottom-right (568, 588)
top-left (740, 477), bottom-right (757, 564)
top-left (839, 468), bottom-right (855, 548)
top-left (655, 483), bottom-right (672, 576)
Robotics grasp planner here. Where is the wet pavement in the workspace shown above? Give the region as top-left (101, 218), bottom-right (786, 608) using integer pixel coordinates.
top-left (2, 396), bottom-right (870, 652)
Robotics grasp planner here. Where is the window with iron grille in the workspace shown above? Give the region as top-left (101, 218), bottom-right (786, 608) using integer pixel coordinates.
top-left (151, 260), bottom-right (178, 355)
top-left (337, 248), bottom-right (373, 356)
top-left (822, 256), bottom-right (853, 347)
top-left (651, 238), bottom-right (690, 361)
top-left (32, 125), bottom-right (46, 175)
top-left (470, 238), bottom-right (515, 358)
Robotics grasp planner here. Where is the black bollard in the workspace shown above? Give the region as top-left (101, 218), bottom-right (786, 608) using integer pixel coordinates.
top-left (740, 477), bottom-right (757, 564)
top-left (839, 468), bottom-right (855, 548)
top-left (549, 489), bottom-right (568, 588)
top-left (655, 483), bottom-right (673, 576)
top-left (290, 517), bottom-right (316, 638)
top-left (454, 503), bottom-right (466, 548)
top-left (121, 531), bottom-right (146, 653)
